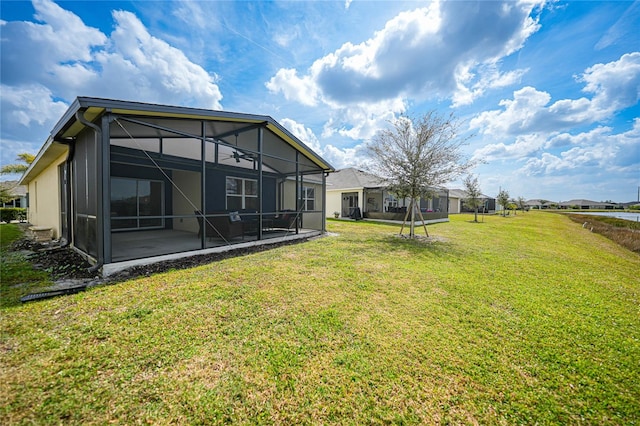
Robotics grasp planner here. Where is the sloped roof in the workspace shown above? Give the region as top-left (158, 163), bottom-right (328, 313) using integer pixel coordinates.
top-left (326, 168), bottom-right (385, 190)
top-left (448, 188), bottom-right (494, 199)
top-left (559, 199), bottom-right (617, 206)
top-left (22, 97), bottom-right (334, 184)
top-left (0, 180), bottom-right (27, 197)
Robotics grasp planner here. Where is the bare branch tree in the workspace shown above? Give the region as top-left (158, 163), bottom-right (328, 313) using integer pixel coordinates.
top-left (463, 174), bottom-right (483, 223)
top-left (367, 111), bottom-right (475, 237)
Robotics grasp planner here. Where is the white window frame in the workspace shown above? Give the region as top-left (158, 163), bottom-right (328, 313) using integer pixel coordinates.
top-left (226, 176), bottom-right (258, 210)
top-left (302, 186), bottom-right (315, 211)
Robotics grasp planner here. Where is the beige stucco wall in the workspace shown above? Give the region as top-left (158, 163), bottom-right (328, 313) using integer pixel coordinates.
top-left (281, 179), bottom-right (324, 230)
top-left (26, 151), bottom-right (68, 238)
top-left (326, 188), bottom-right (364, 218)
top-left (449, 197), bottom-right (461, 214)
top-left (172, 170), bottom-right (201, 233)
top-left (326, 190), bottom-right (342, 218)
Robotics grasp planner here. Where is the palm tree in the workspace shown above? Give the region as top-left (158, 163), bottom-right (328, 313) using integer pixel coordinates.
top-left (1, 153), bottom-right (35, 175)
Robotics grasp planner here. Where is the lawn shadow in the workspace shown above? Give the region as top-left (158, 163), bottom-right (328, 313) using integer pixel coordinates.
top-left (378, 233), bottom-right (458, 258)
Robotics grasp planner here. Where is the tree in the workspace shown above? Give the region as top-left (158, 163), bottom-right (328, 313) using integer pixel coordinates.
top-left (497, 189), bottom-right (510, 217)
top-left (367, 111), bottom-right (474, 237)
top-left (462, 174), bottom-right (483, 223)
top-left (516, 196), bottom-right (526, 213)
top-left (1, 153), bottom-right (35, 176)
top-left (0, 186), bottom-right (14, 204)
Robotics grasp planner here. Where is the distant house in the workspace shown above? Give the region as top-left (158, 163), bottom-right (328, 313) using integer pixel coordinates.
top-left (0, 180), bottom-right (27, 208)
top-left (19, 97), bottom-right (333, 275)
top-left (448, 189), bottom-right (496, 214)
top-left (558, 199), bottom-right (620, 210)
top-left (525, 199), bottom-right (556, 209)
top-left (325, 168), bottom-right (449, 223)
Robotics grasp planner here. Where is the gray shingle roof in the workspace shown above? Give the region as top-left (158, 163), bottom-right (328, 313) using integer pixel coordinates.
top-left (326, 168), bottom-right (385, 190)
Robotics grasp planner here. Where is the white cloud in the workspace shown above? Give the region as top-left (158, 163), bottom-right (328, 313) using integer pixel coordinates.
top-left (471, 52), bottom-right (640, 137)
top-left (0, 84), bottom-right (68, 128)
top-left (96, 10), bottom-right (223, 109)
top-left (472, 133), bottom-right (547, 162)
top-left (265, 68), bottom-right (319, 106)
top-left (322, 144), bottom-right (369, 170)
top-left (267, 0), bottom-right (544, 139)
top-left (0, 0), bottom-right (224, 156)
top-left (595, 0), bottom-right (640, 50)
top-left (580, 52), bottom-right (640, 116)
top-left (279, 118), bottom-right (322, 154)
top-left (521, 122), bottom-right (640, 176)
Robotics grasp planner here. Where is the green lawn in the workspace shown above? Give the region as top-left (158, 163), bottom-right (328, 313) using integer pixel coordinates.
top-left (1, 212), bottom-right (639, 424)
top-left (0, 224), bottom-right (53, 308)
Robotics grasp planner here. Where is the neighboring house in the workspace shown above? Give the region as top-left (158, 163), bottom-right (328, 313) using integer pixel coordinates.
top-left (558, 199), bottom-right (620, 209)
top-left (20, 97), bottom-right (333, 275)
top-left (447, 189), bottom-right (496, 214)
top-left (0, 180), bottom-right (27, 208)
top-left (525, 199), bottom-right (557, 209)
top-left (326, 168), bottom-right (449, 223)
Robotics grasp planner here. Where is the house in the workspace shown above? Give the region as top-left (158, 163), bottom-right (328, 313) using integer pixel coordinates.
top-left (0, 180), bottom-right (27, 208)
top-left (325, 168), bottom-right (449, 223)
top-left (558, 199), bottom-right (620, 210)
top-left (19, 97), bottom-right (334, 275)
top-left (524, 199), bottom-right (557, 209)
top-left (447, 189), bottom-right (496, 214)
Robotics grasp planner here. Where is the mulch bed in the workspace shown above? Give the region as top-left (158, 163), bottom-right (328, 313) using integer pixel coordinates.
top-left (10, 235), bottom-right (314, 286)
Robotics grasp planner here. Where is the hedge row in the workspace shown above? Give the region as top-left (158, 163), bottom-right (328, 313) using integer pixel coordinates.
top-left (0, 208), bottom-right (27, 222)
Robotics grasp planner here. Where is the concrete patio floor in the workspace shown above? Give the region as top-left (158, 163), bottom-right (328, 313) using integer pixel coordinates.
top-left (105, 227), bottom-right (319, 276)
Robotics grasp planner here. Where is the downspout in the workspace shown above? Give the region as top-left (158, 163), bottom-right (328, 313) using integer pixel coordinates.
top-left (75, 111), bottom-right (104, 273)
top-left (59, 140), bottom-right (75, 248)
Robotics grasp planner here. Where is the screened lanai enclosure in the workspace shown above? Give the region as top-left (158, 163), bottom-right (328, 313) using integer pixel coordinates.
top-left (23, 98), bottom-right (333, 273)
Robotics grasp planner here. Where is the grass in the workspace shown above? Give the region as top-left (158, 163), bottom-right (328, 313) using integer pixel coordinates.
top-left (563, 213), bottom-right (640, 253)
top-left (0, 224), bottom-right (53, 308)
top-left (1, 212), bottom-right (639, 424)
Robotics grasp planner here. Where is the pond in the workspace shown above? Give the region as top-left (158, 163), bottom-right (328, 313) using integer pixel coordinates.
top-left (568, 211), bottom-right (640, 222)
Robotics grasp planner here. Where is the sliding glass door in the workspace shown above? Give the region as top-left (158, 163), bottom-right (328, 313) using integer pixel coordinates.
top-left (111, 178), bottom-right (164, 231)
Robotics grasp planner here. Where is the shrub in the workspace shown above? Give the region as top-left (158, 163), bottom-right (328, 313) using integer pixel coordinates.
top-left (0, 208), bottom-right (26, 222)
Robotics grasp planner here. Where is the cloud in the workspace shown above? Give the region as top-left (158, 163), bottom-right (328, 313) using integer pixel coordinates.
top-left (0, 84), bottom-right (70, 166)
top-left (95, 10), bottom-right (222, 109)
top-left (322, 144), bottom-right (369, 170)
top-left (0, 0), bottom-right (224, 159)
top-left (279, 118), bottom-right (322, 154)
top-left (266, 0), bottom-right (543, 138)
top-left (0, 0), bottom-right (106, 89)
top-left (265, 68), bottom-right (319, 106)
top-left (472, 133), bottom-right (547, 162)
top-left (520, 121), bottom-right (640, 176)
top-left (580, 52), bottom-right (640, 116)
top-left (595, 0), bottom-right (640, 50)
top-left (471, 52), bottom-right (640, 137)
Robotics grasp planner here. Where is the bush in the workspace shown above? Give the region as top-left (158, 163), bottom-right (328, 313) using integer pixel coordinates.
top-left (0, 208), bottom-right (26, 222)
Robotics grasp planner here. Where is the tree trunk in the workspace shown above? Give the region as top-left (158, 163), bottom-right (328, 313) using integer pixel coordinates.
top-left (409, 198), bottom-right (415, 237)
top-left (474, 208), bottom-right (478, 222)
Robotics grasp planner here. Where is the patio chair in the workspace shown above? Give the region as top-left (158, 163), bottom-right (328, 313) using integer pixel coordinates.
top-left (195, 211), bottom-right (244, 240)
top-left (272, 210), bottom-right (301, 229)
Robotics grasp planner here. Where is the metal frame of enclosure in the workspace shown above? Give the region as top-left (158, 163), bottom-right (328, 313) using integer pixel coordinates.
top-left (359, 187), bottom-right (449, 222)
top-left (30, 97), bottom-right (333, 268)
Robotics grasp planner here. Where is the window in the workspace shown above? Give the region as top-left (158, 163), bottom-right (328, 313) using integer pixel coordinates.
top-left (226, 177), bottom-right (258, 210)
top-left (111, 178), bottom-right (164, 230)
top-left (302, 186), bottom-right (315, 211)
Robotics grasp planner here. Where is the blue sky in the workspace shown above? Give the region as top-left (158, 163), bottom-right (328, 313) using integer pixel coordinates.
top-left (1, 0), bottom-right (639, 202)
